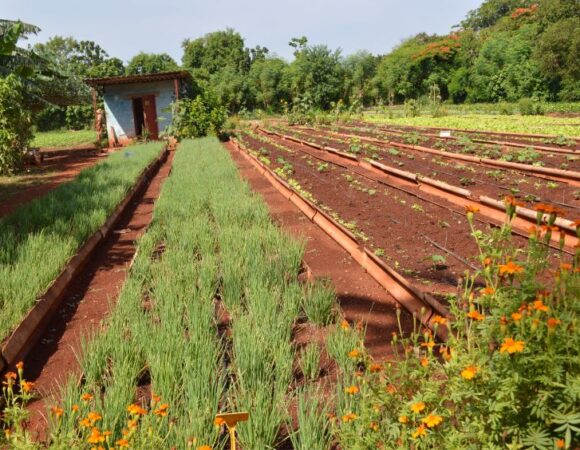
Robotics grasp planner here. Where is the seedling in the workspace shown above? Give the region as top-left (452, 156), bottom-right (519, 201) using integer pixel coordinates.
top-left (316, 162), bottom-right (329, 172)
top-left (411, 203), bottom-right (424, 213)
top-left (424, 254), bottom-right (447, 270)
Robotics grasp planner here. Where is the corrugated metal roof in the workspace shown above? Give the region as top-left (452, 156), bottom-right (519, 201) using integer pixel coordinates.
top-left (85, 71), bottom-right (192, 87)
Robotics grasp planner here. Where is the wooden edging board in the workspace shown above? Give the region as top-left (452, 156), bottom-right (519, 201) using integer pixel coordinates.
top-left (232, 138), bottom-right (450, 341)
top-left (0, 146), bottom-right (169, 373)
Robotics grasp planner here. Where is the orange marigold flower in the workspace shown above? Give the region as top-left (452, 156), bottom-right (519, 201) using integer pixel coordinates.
top-left (560, 263), bottom-right (572, 272)
top-left (556, 438), bottom-right (565, 449)
top-left (432, 315), bottom-right (447, 325)
top-left (412, 424), bottom-right (427, 439)
top-left (344, 385), bottom-right (360, 395)
top-left (4, 371), bottom-right (16, 381)
top-left (460, 365), bottom-right (479, 380)
top-left (480, 287), bottom-right (495, 296)
top-left (79, 418), bottom-right (92, 428)
top-left (483, 257), bottom-right (493, 267)
top-left (386, 384), bottom-right (397, 394)
top-left (421, 414), bottom-right (443, 428)
top-left (151, 393), bottom-right (161, 405)
top-left (420, 358), bottom-right (429, 368)
top-left (116, 439), bottom-right (130, 448)
top-left (511, 312), bottom-right (522, 322)
top-left (127, 419), bottom-right (138, 429)
top-left (197, 446), bottom-right (212, 450)
top-left (369, 421), bottom-right (379, 432)
top-left (421, 340), bottom-right (435, 349)
top-left (410, 402), bottom-right (426, 414)
top-left (340, 320), bottom-right (350, 330)
top-left (369, 363), bottom-right (382, 373)
top-left (214, 417), bottom-right (226, 427)
top-left (348, 349), bottom-right (361, 359)
top-left (154, 404), bottom-right (169, 417)
top-left (504, 195), bottom-right (524, 207)
top-left (533, 299), bottom-right (549, 312)
top-left (466, 310), bottom-right (485, 321)
top-left (87, 427), bottom-right (105, 444)
top-left (465, 204), bottom-right (480, 214)
top-left (21, 381), bottom-right (34, 393)
top-left (500, 337), bottom-right (525, 354)
top-left (51, 406), bottom-right (64, 418)
top-left (533, 203), bottom-right (551, 213)
top-left (547, 317), bottom-right (561, 329)
top-left (15, 361), bottom-right (24, 371)
top-left (72, 404), bottom-right (79, 412)
top-left (127, 404), bottom-right (147, 416)
top-left (399, 415), bottom-right (409, 424)
top-left (342, 413), bottom-right (358, 423)
top-left (81, 393), bottom-right (93, 402)
top-left (499, 261), bottom-right (524, 275)
top-left (88, 412), bottom-right (102, 424)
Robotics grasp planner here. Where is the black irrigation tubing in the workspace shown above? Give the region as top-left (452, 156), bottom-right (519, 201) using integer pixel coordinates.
top-left (260, 130), bottom-right (575, 258)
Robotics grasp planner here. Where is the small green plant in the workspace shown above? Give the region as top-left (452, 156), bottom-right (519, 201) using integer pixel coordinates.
top-left (374, 248), bottom-right (385, 257)
top-left (317, 162), bottom-right (329, 172)
top-left (424, 254), bottom-right (447, 270)
top-left (411, 203), bottom-right (424, 213)
top-left (388, 148), bottom-right (401, 157)
top-left (302, 280), bottom-right (336, 326)
top-left (459, 177), bottom-right (475, 186)
top-left (299, 344), bottom-right (322, 381)
top-left (289, 387), bottom-right (333, 450)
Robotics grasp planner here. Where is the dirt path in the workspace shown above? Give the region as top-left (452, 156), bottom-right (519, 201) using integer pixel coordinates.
top-left (22, 151), bottom-right (174, 440)
top-left (225, 141), bottom-right (413, 359)
top-left (0, 152), bottom-right (105, 219)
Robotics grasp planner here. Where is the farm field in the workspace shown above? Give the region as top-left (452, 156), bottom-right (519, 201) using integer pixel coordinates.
top-left (364, 113), bottom-right (580, 138)
top-left (236, 124), bottom-right (577, 302)
top-left (25, 138), bottom-right (353, 449)
top-left (31, 130), bottom-right (97, 149)
top-left (0, 143), bottom-right (162, 350)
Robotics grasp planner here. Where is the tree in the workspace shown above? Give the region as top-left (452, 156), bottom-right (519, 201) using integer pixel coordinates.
top-left (534, 17), bottom-right (580, 100)
top-left (182, 29), bottom-right (249, 75)
top-left (289, 44), bottom-right (344, 109)
top-left (342, 51), bottom-right (378, 106)
top-left (249, 57), bottom-right (291, 110)
top-left (126, 52), bottom-right (179, 75)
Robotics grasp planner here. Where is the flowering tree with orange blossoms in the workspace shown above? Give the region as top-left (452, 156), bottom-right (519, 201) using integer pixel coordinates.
top-left (334, 199), bottom-right (579, 449)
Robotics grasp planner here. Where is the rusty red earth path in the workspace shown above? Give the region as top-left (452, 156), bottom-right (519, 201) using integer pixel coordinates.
top-left (22, 151), bottom-right (174, 440)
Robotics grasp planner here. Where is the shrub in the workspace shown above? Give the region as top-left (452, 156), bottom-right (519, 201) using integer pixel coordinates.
top-left (65, 105), bottom-right (93, 130)
top-left (519, 97), bottom-right (545, 115)
top-left (0, 75), bottom-right (32, 175)
top-left (404, 99), bottom-right (420, 118)
top-left (169, 95), bottom-right (227, 139)
top-left (334, 203), bottom-right (580, 449)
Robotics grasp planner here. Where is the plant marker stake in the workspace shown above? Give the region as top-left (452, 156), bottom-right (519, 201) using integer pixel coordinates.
top-left (215, 412), bottom-right (249, 450)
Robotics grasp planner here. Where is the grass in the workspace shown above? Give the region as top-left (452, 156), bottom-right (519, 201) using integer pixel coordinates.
top-left (363, 113), bottom-right (580, 138)
top-left (0, 170), bottom-right (56, 205)
top-left (36, 137), bottom-right (339, 449)
top-left (0, 142), bottom-right (162, 343)
top-left (31, 129), bottom-right (97, 148)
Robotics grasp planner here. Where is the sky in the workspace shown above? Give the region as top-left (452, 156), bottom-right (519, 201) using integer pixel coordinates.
top-left (5, 0), bottom-right (483, 63)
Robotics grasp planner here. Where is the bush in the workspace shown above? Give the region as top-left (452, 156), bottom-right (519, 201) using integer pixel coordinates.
top-left (0, 75), bottom-right (33, 175)
top-left (33, 105), bottom-right (67, 131)
top-left (169, 95), bottom-right (227, 139)
top-left (334, 204), bottom-right (580, 449)
top-left (65, 105), bottom-right (93, 130)
top-left (519, 97), bottom-right (545, 115)
top-left (404, 99), bottom-right (420, 118)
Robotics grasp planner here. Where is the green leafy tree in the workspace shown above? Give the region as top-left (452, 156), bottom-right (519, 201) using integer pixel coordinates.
top-left (126, 52), bottom-right (179, 75)
top-left (248, 57), bottom-right (291, 111)
top-left (288, 43), bottom-right (344, 110)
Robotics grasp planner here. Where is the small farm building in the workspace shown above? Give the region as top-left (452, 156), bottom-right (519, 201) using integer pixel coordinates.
top-left (86, 71), bottom-right (192, 147)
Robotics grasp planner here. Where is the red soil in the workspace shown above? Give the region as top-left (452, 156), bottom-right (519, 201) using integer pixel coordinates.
top-left (0, 151), bottom-right (105, 219)
top-left (22, 151), bottom-right (174, 440)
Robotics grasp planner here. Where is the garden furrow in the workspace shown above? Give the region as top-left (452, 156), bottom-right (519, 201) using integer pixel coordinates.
top-left (0, 143), bottom-right (165, 370)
